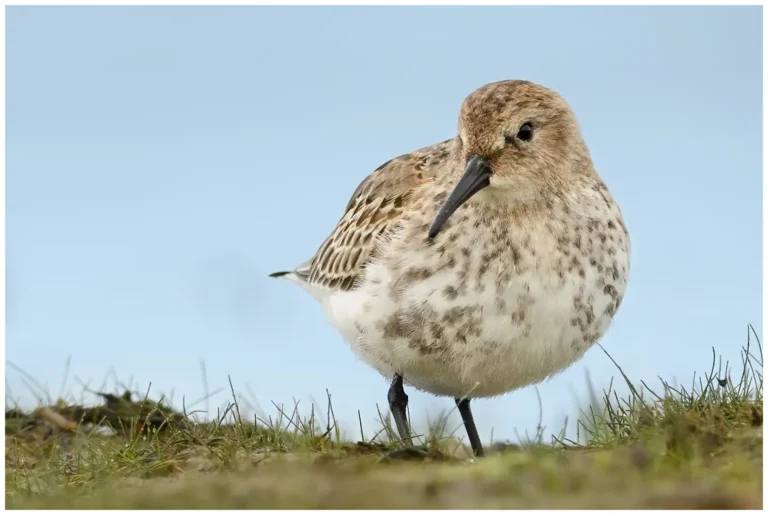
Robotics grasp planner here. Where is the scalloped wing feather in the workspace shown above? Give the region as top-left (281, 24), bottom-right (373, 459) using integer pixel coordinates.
top-left (306, 139), bottom-right (455, 291)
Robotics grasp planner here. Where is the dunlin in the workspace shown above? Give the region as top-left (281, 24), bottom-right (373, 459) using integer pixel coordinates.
top-left (271, 80), bottom-right (630, 457)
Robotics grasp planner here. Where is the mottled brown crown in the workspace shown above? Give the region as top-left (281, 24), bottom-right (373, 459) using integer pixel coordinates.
top-left (458, 80), bottom-right (576, 157)
top-left (457, 80), bottom-right (592, 194)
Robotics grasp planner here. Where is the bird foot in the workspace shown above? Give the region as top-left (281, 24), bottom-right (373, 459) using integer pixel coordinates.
top-left (379, 445), bottom-right (430, 463)
top-left (379, 445), bottom-right (452, 463)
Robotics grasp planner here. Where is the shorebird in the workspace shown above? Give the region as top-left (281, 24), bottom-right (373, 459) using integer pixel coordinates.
top-left (270, 80), bottom-right (630, 457)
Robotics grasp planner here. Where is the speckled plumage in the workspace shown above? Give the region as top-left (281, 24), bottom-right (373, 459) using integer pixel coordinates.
top-left (272, 80), bottom-right (631, 401)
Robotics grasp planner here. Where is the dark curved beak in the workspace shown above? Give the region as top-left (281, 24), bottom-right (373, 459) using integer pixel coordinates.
top-left (428, 154), bottom-right (491, 238)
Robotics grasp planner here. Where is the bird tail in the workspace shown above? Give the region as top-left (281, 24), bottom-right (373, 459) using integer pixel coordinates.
top-left (269, 260), bottom-right (328, 303)
top-left (269, 259), bottom-right (311, 282)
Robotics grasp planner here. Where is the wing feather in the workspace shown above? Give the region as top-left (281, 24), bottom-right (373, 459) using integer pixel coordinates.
top-left (306, 138), bottom-right (455, 290)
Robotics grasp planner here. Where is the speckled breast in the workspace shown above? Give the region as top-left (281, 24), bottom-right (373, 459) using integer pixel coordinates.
top-left (331, 186), bottom-right (630, 398)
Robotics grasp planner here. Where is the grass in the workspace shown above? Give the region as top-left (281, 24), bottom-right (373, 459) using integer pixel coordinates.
top-left (5, 326), bottom-right (763, 509)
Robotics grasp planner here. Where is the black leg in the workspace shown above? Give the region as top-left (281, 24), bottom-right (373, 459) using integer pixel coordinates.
top-left (455, 397), bottom-right (485, 457)
top-left (387, 374), bottom-right (412, 445)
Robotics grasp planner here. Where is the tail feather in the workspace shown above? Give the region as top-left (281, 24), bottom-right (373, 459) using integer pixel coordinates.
top-left (270, 259), bottom-right (326, 303)
top-left (269, 259), bottom-right (312, 281)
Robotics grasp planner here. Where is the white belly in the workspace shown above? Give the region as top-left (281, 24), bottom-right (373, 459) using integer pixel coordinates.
top-left (319, 208), bottom-right (630, 399)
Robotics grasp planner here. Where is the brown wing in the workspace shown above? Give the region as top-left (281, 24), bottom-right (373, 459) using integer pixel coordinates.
top-left (307, 138), bottom-right (455, 291)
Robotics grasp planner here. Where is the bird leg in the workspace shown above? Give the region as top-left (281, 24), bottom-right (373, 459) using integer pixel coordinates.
top-left (387, 374), bottom-right (412, 446)
top-left (455, 397), bottom-right (485, 457)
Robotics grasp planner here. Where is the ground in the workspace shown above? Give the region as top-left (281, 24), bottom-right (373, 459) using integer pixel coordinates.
top-left (5, 330), bottom-right (763, 509)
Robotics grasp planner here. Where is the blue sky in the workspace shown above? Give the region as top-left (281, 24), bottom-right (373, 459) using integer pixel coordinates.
top-left (6, 6), bottom-right (762, 443)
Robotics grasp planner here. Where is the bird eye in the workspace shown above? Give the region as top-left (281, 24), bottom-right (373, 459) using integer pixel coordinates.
top-left (517, 122), bottom-right (534, 142)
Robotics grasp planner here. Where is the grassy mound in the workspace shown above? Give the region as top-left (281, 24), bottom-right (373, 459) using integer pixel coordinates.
top-left (6, 327), bottom-right (763, 509)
